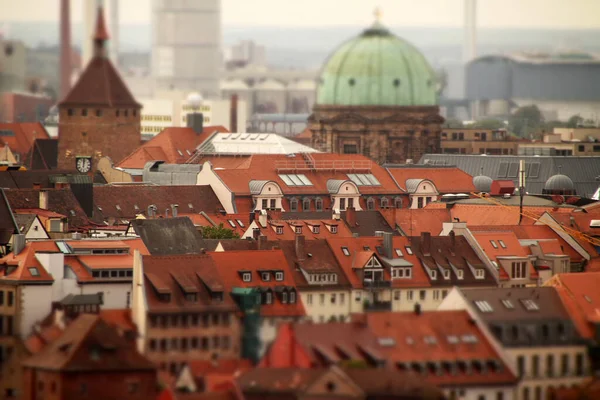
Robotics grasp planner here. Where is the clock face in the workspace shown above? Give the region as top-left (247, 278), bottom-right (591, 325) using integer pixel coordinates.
top-left (76, 157), bottom-right (92, 173)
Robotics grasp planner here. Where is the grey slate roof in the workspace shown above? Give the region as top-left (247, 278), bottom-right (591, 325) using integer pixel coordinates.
top-left (405, 179), bottom-right (424, 193)
top-left (131, 217), bottom-right (205, 255)
top-left (419, 154), bottom-right (600, 198)
top-left (249, 180), bottom-right (270, 195)
top-left (326, 179), bottom-right (346, 194)
top-left (14, 214), bottom-right (37, 234)
top-left (60, 293), bottom-right (103, 306)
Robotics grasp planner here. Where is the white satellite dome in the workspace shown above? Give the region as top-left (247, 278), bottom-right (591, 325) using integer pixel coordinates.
top-left (186, 92), bottom-right (203, 106)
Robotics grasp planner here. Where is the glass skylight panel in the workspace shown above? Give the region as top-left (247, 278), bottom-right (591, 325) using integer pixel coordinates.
top-left (57, 241), bottom-right (72, 254)
top-left (521, 299), bottom-right (539, 311)
top-left (342, 247), bottom-right (350, 256)
top-left (461, 334), bottom-right (478, 344)
top-left (475, 300), bottom-right (493, 313)
top-left (288, 174), bottom-right (304, 185)
top-left (447, 335), bottom-right (459, 344)
top-left (356, 175), bottom-right (371, 185)
top-left (347, 174), bottom-right (359, 185)
top-left (364, 174), bottom-right (381, 185)
top-left (279, 174), bottom-right (294, 185)
top-left (501, 299), bottom-right (514, 309)
top-left (227, 220), bottom-right (236, 228)
top-left (297, 174), bottom-right (313, 185)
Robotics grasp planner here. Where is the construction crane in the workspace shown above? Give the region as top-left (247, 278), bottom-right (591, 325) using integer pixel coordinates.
top-left (469, 191), bottom-right (600, 248)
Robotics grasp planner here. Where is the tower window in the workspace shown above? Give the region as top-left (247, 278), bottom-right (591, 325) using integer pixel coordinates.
top-left (81, 108), bottom-right (88, 116)
top-left (393, 79), bottom-right (401, 87)
top-left (82, 132), bottom-right (87, 137)
top-left (116, 110), bottom-right (120, 117)
top-left (68, 109), bottom-right (74, 116)
top-left (124, 110), bottom-right (129, 117)
top-left (96, 109), bottom-right (102, 117)
top-left (133, 109), bottom-right (137, 116)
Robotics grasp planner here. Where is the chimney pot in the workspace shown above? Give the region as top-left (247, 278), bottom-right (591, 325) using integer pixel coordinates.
top-left (230, 94), bottom-right (238, 132)
top-left (171, 204), bottom-right (178, 218)
top-left (186, 113), bottom-right (204, 134)
top-left (39, 190), bottom-right (49, 210)
top-left (258, 235), bottom-right (267, 250)
top-left (345, 207), bottom-right (357, 228)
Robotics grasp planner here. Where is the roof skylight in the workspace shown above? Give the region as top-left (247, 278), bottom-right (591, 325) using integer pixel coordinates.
top-left (279, 174), bottom-right (313, 186)
top-left (347, 173), bottom-right (381, 186)
top-left (474, 300), bottom-right (493, 313)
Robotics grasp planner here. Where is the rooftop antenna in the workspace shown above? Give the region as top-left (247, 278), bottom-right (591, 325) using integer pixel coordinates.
top-left (518, 160), bottom-right (526, 225)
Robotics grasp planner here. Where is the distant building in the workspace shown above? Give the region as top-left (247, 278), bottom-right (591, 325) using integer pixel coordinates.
top-left (0, 39), bottom-right (26, 93)
top-left (308, 15), bottom-right (443, 164)
top-left (441, 128), bottom-right (521, 155)
top-left (152, 0), bottom-right (221, 98)
top-left (229, 40), bottom-right (267, 68)
top-left (0, 92), bottom-right (53, 123)
top-left (467, 52), bottom-right (600, 121)
top-left (57, 8), bottom-right (141, 171)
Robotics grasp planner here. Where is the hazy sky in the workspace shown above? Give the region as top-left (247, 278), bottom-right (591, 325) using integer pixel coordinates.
top-left (1, 0), bottom-right (599, 29)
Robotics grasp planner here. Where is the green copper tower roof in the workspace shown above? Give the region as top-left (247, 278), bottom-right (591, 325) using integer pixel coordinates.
top-left (316, 19), bottom-right (438, 107)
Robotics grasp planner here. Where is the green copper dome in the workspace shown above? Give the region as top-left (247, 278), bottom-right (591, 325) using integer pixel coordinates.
top-left (316, 22), bottom-right (438, 106)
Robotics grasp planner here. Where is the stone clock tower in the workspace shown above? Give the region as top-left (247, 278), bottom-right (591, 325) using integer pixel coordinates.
top-left (57, 7), bottom-right (141, 171)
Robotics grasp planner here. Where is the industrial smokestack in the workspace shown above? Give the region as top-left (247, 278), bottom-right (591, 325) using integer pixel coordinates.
top-left (230, 94), bottom-right (238, 132)
top-left (60, 0), bottom-right (72, 100)
top-left (109, 0), bottom-right (118, 66)
top-left (463, 0), bottom-right (477, 63)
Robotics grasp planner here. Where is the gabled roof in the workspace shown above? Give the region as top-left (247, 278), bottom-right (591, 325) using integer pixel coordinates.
top-left (408, 234), bottom-right (496, 286)
top-left (386, 208), bottom-right (451, 236)
top-left (363, 310), bottom-right (517, 387)
top-left (142, 254), bottom-right (237, 313)
top-left (131, 217), bottom-right (205, 255)
top-left (0, 241), bottom-right (57, 283)
top-left (0, 188), bottom-right (18, 245)
top-left (340, 210), bottom-right (398, 237)
top-left (4, 188), bottom-right (91, 228)
top-left (252, 218), bottom-right (353, 240)
top-left (326, 236), bottom-right (430, 289)
top-left (461, 287), bottom-right (573, 322)
top-left (386, 166), bottom-right (476, 193)
top-left (545, 273), bottom-right (600, 339)
top-left (92, 184), bottom-right (223, 224)
top-left (210, 250), bottom-right (305, 317)
top-left (471, 230), bottom-right (537, 279)
top-left (22, 314), bottom-right (155, 371)
top-left (27, 138), bottom-right (58, 170)
top-left (117, 126), bottom-right (229, 169)
top-left (0, 122), bottom-right (50, 156)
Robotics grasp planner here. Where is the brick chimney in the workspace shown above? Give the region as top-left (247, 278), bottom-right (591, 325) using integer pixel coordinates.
top-left (186, 113), bottom-right (204, 134)
top-left (449, 230), bottom-right (456, 247)
top-left (345, 207), bottom-right (357, 227)
top-left (421, 232), bottom-right (431, 255)
top-left (258, 235), bottom-right (267, 250)
top-left (230, 94), bottom-right (238, 132)
top-left (295, 235), bottom-right (306, 261)
top-left (383, 232), bottom-right (393, 259)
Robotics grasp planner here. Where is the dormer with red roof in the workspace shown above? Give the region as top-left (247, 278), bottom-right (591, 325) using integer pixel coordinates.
top-left (57, 7), bottom-right (142, 172)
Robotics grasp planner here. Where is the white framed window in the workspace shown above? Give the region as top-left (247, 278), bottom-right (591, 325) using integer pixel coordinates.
top-left (282, 292), bottom-right (288, 304)
top-left (430, 270), bottom-right (437, 279)
top-left (290, 291), bottom-right (296, 303)
top-left (498, 240), bottom-right (506, 248)
top-left (312, 226), bottom-right (320, 234)
top-left (275, 271), bottom-right (284, 281)
top-left (342, 247), bottom-right (350, 256)
top-left (457, 270), bottom-right (464, 279)
top-left (265, 292), bottom-right (272, 304)
top-left (261, 272), bottom-right (271, 281)
top-left (433, 290), bottom-right (440, 300)
top-left (295, 226), bottom-right (302, 234)
top-left (276, 226), bottom-right (283, 235)
top-left (443, 269), bottom-right (450, 279)
top-left (490, 240), bottom-right (498, 249)
top-left (475, 269), bottom-right (485, 279)
top-left (242, 272), bottom-right (251, 282)
top-left (331, 225), bottom-right (338, 234)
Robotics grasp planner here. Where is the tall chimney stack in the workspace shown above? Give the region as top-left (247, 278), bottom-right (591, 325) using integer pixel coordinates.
top-left (59, 0), bottom-right (72, 100)
top-left (463, 0), bottom-right (477, 63)
top-left (230, 94), bottom-right (238, 132)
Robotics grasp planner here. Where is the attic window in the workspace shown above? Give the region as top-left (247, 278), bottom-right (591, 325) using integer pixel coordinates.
top-left (502, 299), bottom-right (514, 309)
top-left (521, 299), bottom-right (539, 311)
top-left (341, 247), bottom-right (350, 256)
top-left (312, 225), bottom-right (320, 234)
top-left (242, 272), bottom-right (251, 282)
top-left (490, 240), bottom-right (498, 249)
top-left (457, 270), bottom-right (464, 279)
top-left (475, 300), bottom-right (493, 313)
top-left (227, 220), bottom-right (236, 228)
top-left (275, 271), bottom-right (284, 281)
top-left (295, 226), bottom-right (302, 234)
top-left (498, 240), bottom-right (507, 248)
top-left (443, 269), bottom-right (450, 279)
top-left (28, 267), bottom-right (40, 277)
top-left (236, 220), bottom-right (245, 228)
top-left (261, 272), bottom-right (271, 282)
top-left (395, 249), bottom-right (403, 257)
top-left (330, 225), bottom-right (338, 234)
top-left (116, 205), bottom-right (121, 211)
top-left (405, 246), bottom-right (413, 255)
top-left (276, 226), bottom-right (283, 235)
top-left (430, 270), bottom-right (437, 279)
top-left (475, 269), bottom-right (485, 279)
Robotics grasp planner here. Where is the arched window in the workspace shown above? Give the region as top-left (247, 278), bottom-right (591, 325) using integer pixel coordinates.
top-left (394, 197), bottom-right (403, 209)
top-left (381, 197), bottom-right (389, 209)
top-left (290, 198), bottom-right (299, 212)
top-left (315, 198), bottom-right (323, 211)
top-left (302, 198), bottom-right (311, 211)
top-left (366, 197), bottom-right (375, 210)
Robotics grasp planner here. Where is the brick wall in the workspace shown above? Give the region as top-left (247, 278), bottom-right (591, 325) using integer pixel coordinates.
top-left (57, 106), bottom-right (141, 170)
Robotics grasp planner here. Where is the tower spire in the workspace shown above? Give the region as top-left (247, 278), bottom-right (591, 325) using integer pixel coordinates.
top-left (374, 7), bottom-right (382, 23)
top-left (93, 6), bottom-right (109, 57)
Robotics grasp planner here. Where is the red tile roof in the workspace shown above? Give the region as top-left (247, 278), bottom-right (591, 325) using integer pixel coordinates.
top-left (546, 273), bottom-right (600, 339)
top-left (363, 310), bottom-right (517, 386)
top-left (386, 167), bottom-right (476, 194)
top-left (471, 231), bottom-right (537, 280)
top-left (117, 126), bottom-right (229, 169)
top-left (383, 208), bottom-right (451, 236)
top-left (0, 122), bottom-right (50, 157)
top-left (210, 250), bottom-right (306, 317)
top-left (252, 218), bottom-right (354, 241)
top-left (0, 241), bottom-right (57, 282)
top-left (22, 314), bottom-right (155, 371)
top-left (186, 212), bottom-right (249, 237)
top-left (260, 321), bottom-right (385, 368)
top-left (142, 254), bottom-right (238, 314)
top-left (326, 236), bottom-right (431, 289)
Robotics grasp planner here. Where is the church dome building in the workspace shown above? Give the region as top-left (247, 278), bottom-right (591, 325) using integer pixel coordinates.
top-left (308, 12), bottom-right (444, 164)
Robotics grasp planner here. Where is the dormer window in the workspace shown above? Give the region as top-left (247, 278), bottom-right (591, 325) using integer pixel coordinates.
top-left (159, 293), bottom-right (171, 302)
top-left (282, 292), bottom-right (288, 304)
top-left (265, 292), bottom-right (272, 304)
top-left (275, 271), bottom-right (284, 281)
top-left (295, 226), bottom-right (302, 234)
top-left (303, 198), bottom-right (310, 211)
top-left (475, 269), bottom-right (485, 279)
top-left (331, 225), bottom-right (338, 234)
top-left (457, 270), bottom-right (464, 279)
top-left (443, 269), bottom-right (450, 279)
top-left (261, 272), bottom-right (271, 281)
top-left (290, 198), bottom-right (299, 212)
top-left (185, 293), bottom-right (198, 302)
top-left (290, 291), bottom-right (296, 303)
top-left (242, 272), bottom-right (251, 282)
top-left (312, 225), bottom-right (320, 234)
top-left (276, 226), bottom-right (283, 235)
top-left (381, 197), bottom-right (389, 209)
top-left (315, 198), bottom-right (323, 211)
top-left (342, 247), bottom-right (350, 256)
top-left (430, 270), bottom-right (437, 279)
